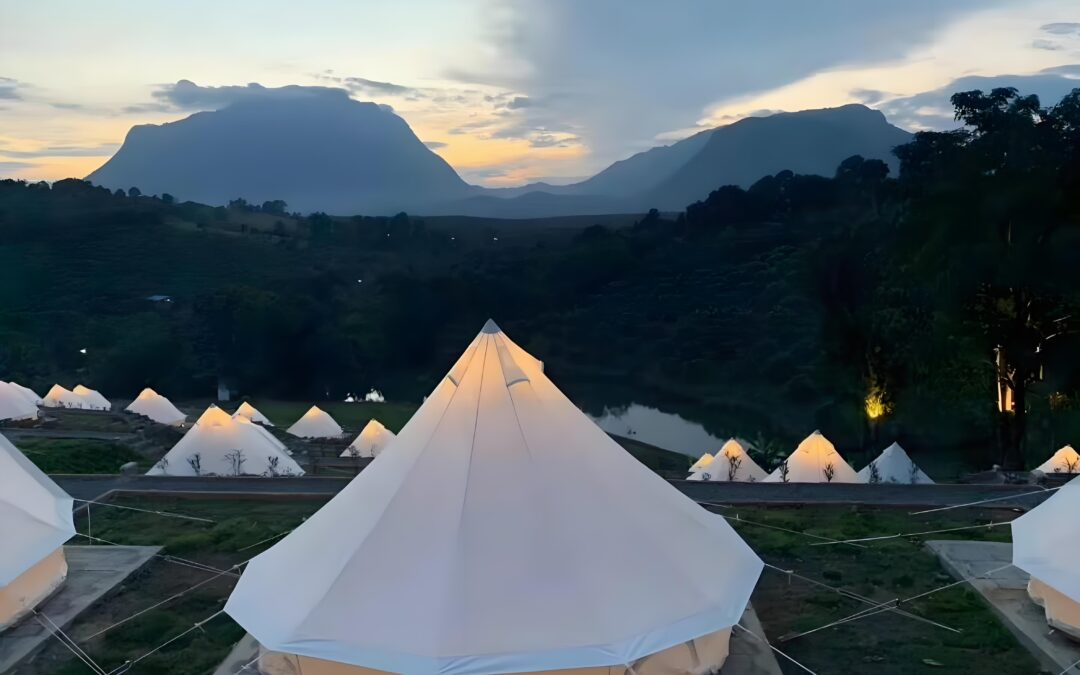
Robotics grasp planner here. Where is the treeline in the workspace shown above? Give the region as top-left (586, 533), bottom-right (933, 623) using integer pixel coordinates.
top-left (1, 88), bottom-right (1078, 470)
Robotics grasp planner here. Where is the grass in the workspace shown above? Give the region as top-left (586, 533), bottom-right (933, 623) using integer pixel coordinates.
top-left (20, 496), bottom-right (1045, 675)
top-left (16, 438), bottom-right (143, 474)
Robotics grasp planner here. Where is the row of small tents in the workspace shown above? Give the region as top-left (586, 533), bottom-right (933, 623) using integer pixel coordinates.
top-left (686, 435), bottom-right (1080, 484)
top-left (3, 320), bottom-right (1080, 672)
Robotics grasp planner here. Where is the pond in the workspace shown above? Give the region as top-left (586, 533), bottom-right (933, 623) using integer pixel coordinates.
top-left (589, 403), bottom-right (727, 458)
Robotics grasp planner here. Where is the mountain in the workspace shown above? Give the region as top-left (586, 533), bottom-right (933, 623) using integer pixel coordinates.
top-left (87, 91), bottom-right (472, 214)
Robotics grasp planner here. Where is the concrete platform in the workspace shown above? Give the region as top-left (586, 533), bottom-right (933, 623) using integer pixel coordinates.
top-left (213, 605), bottom-right (781, 675)
top-left (0, 545), bottom-right (160, 672)
top-left (926, 540), bottom-right (1080, 673)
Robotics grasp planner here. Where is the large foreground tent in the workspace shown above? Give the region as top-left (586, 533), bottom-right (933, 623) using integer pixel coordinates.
top-left (0, 433), bottom-right (75, 630)
top-left (147, 406), bottom-right (303, 477)
top-left (226, 321), bottom-right (763, 675)
top-left (235, 401), bottom-right (274, 426)
top-left (1034, 445), bottom-right (1080, 475)
top-left (72, 385), bottom-right (111, 410)
top-left (7, 382), bottom-right (43, 406)
top-left (0, 382), bottom-right (39, 423)
top-left (764, 431), bottom-right (859, 483)
top-left (125, 388), bottom-right (187, 426)
top-left (688, 439), bottom-right (767, 482)
top-left (857, 442), bottom-right (934, 484)
top-left (1012, 475), bottom-right (1080, 639)
top-left (286, 405), bottom-right (344, 439)
top-left (340, 419), bottom-right (396, 458)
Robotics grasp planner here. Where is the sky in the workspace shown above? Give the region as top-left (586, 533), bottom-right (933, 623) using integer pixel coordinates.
top-left (1, 0), bottom-right (1079, 187)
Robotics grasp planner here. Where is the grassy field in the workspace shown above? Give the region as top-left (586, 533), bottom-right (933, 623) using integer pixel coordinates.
top-left (16, 438), bottom-right (144, 474)
top-left (17, 496), bottom-right (1043, 675)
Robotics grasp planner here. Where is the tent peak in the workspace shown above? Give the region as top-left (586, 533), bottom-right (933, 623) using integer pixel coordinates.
top-left (481, 318), bottom-right (501, 334)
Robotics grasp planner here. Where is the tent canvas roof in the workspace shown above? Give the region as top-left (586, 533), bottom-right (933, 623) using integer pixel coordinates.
top-left (226, 321), bottom-right (762, 674)
top-left (1013, 475), bottom-right (1080, 604)
top-left (234, 401), bottom-right (274, 426)
top-left (0, 382), bottom-right (40, 422)
top-left (1035, 445), bottom-right (1080, 474)
top-left (857, 442), bottom-right (934, 484)
top-left (72, 384), bottom-right (111, 410)
top-left (689, 439), bottom-right (767, 482)
top-left (0, 433), bottom-right (75, 585)
top-left (688, 453), bottom-right (714, 473)
top-left (7, 382), bottom-right (43, 406)
top-left (147, 405), bottom-right (303, 477)
top-left (125, 388), bottom-right (186, 426)
top-left (286, 405), bottom-right (343, 439)
top-left (764, 431), bottom-right (859, 483)
top-left (340, 419), bottom-right (396, 458)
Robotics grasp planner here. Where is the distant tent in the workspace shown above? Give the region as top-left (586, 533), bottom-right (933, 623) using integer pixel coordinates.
top-left (235, 415), bottom-right (291, 455)
top-left (0, 382), bottom-right (39, 423)
top-left (858, 442), bottom-right (934, 484)
top-left (286, 405), bottom-right (343, 439)
top-left (226, 320), bottom-right (763, 675)
top-left (340, 419), bottom-right (396, 458)
top-left (43, 385), bottom-right (83, 409)
top-left (688, 453), bottom-right (714, 473)
top-left (764, 431), bottom-right (859, 483)
top-left (689, 439), bottom-right (767, 482)
top-left (147, 405), bottom-right (304, 477)
top-left (72, 385), bottom-right (111, 411)
top-left (125, 388), bottom-right (186, 426)
top-left (1035, 445), bottom-right (1080, 475)
top-left (1012, 475), bottom-right (1080, 639)
top-left (0, 433), bottom-right (75, 629)
top-left (7, 382), bottom-right (43, 406)
top-left (234, 401), bottom-right (274, 426)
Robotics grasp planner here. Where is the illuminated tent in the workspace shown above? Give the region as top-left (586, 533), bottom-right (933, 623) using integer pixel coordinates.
top-left (286, 405), bottom-right (343, 439)
top-left (688, 453), bottom-right (714, 474)
top-left (147, 405), bottom-right (303, 477)
top-left (857, 442), bottom-right (934, 484)
top-left (125, 388), bottom-right (186, 426)
top-left (43, 385), bottom-right (84, 409)
top-left (72, 385), bottom-right (111, 411)
top-left (7, 382), bottom-right (43, 406)
top-left (0, 433), bottom-right (75, 630)
top-left (1012, 475), bottom-right (1080, 639)
top-left (235, 401), bottom-right (274, 426)
top-left (340, 419), bottom-right (396, 458)
top-left (1034, 445), bottom-right (1080, 475)
top-left (226, 321), bottom-right (763, 675)
top-left (763, 431), bottom-right (859, 483)
top-left (0, 382), bottom-right (39, 423)
top-left (688, 439), bottom-right (767, 482)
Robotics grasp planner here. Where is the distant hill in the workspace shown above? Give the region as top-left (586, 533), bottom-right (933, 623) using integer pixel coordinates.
top-left (87, 91), bottom-right (472, 215)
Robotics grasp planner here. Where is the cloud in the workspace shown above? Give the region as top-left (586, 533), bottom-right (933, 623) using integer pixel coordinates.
top-left (0, 77), bottom-right (22, 100)
top-left (851, 89), bottom-right (889, 104)
top-left (0, 161), bottom-right (35, 171)
top-left (423, 140), bottom-right (448, 149)
top-left (342, 77), bottom-right (416, 96)
top-left (149, 79), bottom-right (348, 111)
top-left (1033, 39), bottom-right (1064, 51)
top-left (1041, 22), bottom-right (1080, 35)
top-left (1, 143), bottom-right (119, 158)
top-left (50, 102), bottom-right (85, 110)
top-left (122, 102), bottom-right (174, 114)
top-left (506, 96), bottom-right (532, 109)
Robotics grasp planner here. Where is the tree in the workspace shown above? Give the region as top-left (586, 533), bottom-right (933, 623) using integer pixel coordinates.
top-left (161, 193), bottom-right (175, 204)
top-left (127, 186), bottom-right (141, 197)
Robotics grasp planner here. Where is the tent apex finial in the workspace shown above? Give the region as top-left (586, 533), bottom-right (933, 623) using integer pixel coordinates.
top-left (481, 318), bottom-right (501, 334)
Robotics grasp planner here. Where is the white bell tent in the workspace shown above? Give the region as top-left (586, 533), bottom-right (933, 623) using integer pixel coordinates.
top-left (0, 433), bottom-right (75, 630)
top-left (688, 439), bottom-right (767, 482)
top-left (340, 419), bottom-right (396, 458)
top-left (1034, 445), bottom-right (1080, 475)
top-left (147, 405), bottom-right (303, 477)
top-left (857, 442), bottom-right (934, 484)
top-left (125, 388), bottom-right (186, 426)
top-left (72, 385), bottom-right (111, 411)
top-left (43, 384), bottom-right (84, 409)
top-left (226, 321), bottom-right (763, 675)
top-left (7, 382), bottom-right (43, 406)
top-left (0, 382), bottom-right (39, 423)
top-left (688, 453), bottom-right (714, 474)
top-left (1012, 475), bottom-right (1080, 638)
top-left (286, 405), bottom-right (343, 439)
top-left (234, 401), bottom-right (274, 426)
top-left (764, 431), bottom-right (859, 483)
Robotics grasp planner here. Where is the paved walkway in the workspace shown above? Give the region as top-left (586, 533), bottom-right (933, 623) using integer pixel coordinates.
top-left (0, 545), bottom-right (160, 673)
top-left (54, 474), bottom-right (1058, 509)
top-left (926, 540), bottom-right (1080, 673)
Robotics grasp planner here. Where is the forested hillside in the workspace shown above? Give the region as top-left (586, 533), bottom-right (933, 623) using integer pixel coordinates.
top-left (2, 88), bottom-right (1078, 470)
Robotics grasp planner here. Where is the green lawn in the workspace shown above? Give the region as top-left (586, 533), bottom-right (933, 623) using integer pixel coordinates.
top-left (20, 497), bottom-right (1043, 675)
top-left (16, 438), bottom-right (143, 474)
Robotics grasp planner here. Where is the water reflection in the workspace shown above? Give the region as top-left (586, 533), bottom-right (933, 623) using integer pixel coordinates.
top-left (590, 403), bottom-right (725, 458)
